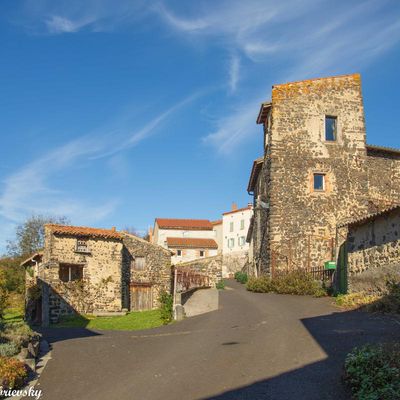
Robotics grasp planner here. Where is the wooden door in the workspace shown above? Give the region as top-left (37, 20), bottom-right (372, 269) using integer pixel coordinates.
top-left (336, 243), bottom-right (348, 294)
top-left (130, 285), bottom-right (153, 311)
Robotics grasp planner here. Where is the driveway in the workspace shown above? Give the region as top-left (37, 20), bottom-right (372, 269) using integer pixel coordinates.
top-left (35, 280), bottom-right (400, 400)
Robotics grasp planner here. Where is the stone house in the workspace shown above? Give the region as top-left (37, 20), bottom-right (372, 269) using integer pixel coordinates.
top-left (247, 73), bottom-right (400, 278)
top-left (152, 219), bottom-right (219, 263)
top-left (337, 205), bottom-right (400, 293)
top-left (22, 224), bottom-right (172, 326)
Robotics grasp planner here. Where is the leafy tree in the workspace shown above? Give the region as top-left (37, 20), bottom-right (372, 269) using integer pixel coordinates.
top-left (0, 270), bottom-right (9, 319)
top-left (6, 215), bottom-right (69, 257)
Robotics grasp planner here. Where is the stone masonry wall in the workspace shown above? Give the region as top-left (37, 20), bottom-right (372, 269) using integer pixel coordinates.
top-left (176, 255), bottom-right (222, 288)
top-left (42, 227), bottom-right (124, 321)
top-left (366, 148), bottom-right (400, 209)
top-left (347, 208), bottom-right (400, 293)
top-left (121, 232), bottom-right (172, 309)
top-left (261, 74), bottom-right (370, 273)
top-left (222, 252), bottom-right (249, 278)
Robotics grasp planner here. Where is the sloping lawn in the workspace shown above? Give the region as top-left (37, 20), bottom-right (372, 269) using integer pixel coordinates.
top-left (53, 309), bottom-right (165, 330)
top-left (3, 307), bottom-right (24, 323)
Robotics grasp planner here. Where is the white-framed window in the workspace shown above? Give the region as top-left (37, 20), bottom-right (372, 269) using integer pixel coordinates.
top-left (240, 219), bottom-right (245, 230)
top-left (59, 264), bottom-right (83, 282)
top-left (133, 257), bottom-right (146, 271)
top-left (229, 222), bottom-right (234, 232)
top-left (238, 236), bottom-right (246, 246)
top-left (199, 250), bottom-right (205, 257)
top-left (75, 239), bottom-right (89, 253)
top-left (177, 250), bottom-right (182, 257)
top-left (313, 173), bottom-right (325, 191)
top-left (228, 238), bottom-right (235, 248)
top-left (325, 116), bottom-right (337, 141)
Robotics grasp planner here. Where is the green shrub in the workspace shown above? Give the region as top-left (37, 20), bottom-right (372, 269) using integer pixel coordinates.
top-left (159, 291), bottom-right (173, 325)
top-left (1, 322), bottom-right (39, 347)
top-left (246, 271), bottom-right (326, 297)
top-left (368, 280), bottom-right (400, 314)
top-left (216, 280), bottom-right (225, 290)
top-left (0, 342), bottom-right (20, 357)
top-left (234, 272), bottom-right (248, 284)
top-left (0, 271), bottom-right (9, 319)
top-left (344, 343), bottom-right (400, 400)
top-left (246, 276), bottom-right (274, 293)
top-left (0, 356), bottom-right (27, 389)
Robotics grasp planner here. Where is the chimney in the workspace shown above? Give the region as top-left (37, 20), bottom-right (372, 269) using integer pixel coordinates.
top-left (231, 202), bottom-right (238, 211)
top-left (111, 227), bottom-right (116, 232)
top-left (248, 202), bottom-right (253, 209)
top-left (148, 227), bottom-right (153, 243)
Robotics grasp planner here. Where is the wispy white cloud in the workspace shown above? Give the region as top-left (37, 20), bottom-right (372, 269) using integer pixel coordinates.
top-left (154, 0), bottom-right (400, 153)
top-left (0, 92), bottom-right (201, 238)
top-left (45, 15), bottom-right (96, 33)
top-left (228, 55), bottom-right (240, 93)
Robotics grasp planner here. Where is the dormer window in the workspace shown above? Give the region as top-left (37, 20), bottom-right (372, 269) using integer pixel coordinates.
top-left (325, 116), bottom-right (337, 141)
top-left (76, 239), bottom-right (89, 253)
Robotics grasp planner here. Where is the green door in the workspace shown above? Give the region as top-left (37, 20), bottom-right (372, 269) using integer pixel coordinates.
top-left (337, 243), bottom-right (348, 294)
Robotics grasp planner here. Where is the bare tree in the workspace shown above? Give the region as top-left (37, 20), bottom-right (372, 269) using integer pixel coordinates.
top-left (6, 214), bottom-right (70, 257)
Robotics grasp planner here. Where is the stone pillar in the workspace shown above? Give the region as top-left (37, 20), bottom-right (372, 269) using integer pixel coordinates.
top-left (41, 282), bottom-right (49, 327)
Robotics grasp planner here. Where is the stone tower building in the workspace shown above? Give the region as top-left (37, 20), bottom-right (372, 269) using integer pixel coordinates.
top-left (247, 74), bottom-right (400, 276)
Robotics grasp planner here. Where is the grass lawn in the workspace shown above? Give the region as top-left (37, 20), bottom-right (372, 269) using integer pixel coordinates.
top-left (3, 307), bottom-right (24, 323)
top-left (53, 309), bottom-right (165, 330)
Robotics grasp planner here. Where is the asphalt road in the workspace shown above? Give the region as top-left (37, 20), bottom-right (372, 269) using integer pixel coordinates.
top-left (35, 280), bottom-right (400, 400)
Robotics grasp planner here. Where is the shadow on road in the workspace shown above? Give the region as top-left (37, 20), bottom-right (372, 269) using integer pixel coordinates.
top-left (205, 308), bottom-right (400, 400)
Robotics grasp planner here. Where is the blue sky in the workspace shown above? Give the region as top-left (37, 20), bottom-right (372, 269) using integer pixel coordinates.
top-left (1, 0), bottom-right (400, 252)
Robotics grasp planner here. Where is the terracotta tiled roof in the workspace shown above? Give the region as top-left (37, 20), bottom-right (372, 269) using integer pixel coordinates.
top-left (46, 224), bottom-right (122, 240)
top-left (223, 205), bottom-right (252, 216)
top-left (211, 220), bottom-right (222, 225)
top-left (166, 237), bottom-right (218, 249)
top-left (155, 218), bottom-right (213, 230)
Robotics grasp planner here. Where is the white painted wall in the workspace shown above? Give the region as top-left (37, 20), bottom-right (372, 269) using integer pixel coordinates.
top-left (212, 223), bottom-right (223, 253)
top-left (154, 225), bottom-right (216, 248)
top-left (222, 208), bottom-right (253, 254)
top-left (172, 248), bottom-right (218, 264)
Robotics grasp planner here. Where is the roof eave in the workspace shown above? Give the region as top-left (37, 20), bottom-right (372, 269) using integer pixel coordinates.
top-left (256, 102), bottom-right (272, 125)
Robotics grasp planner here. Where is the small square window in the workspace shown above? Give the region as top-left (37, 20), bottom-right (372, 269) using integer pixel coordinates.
top-left (238, 236), bottom-right (246, 246)
top-left (313, 174), bottom-right (325, 191)
top-left (76, 239), bottom-right (89, 253)
top-left (228, 238), bottom-right (235, 248)
top-left (199, 250), bottom-right (205, 257)
top-left (177, 250), bottom-right (182, 257)
top-left (325, 116), bottom-right (337, 141)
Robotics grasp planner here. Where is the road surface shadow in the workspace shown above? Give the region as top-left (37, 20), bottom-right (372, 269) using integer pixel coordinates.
top-left (205, 308), bottom-right (400, 400)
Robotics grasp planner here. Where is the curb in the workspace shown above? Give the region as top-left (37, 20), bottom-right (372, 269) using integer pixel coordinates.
top-left (5, 340), bottom-right (51, 400)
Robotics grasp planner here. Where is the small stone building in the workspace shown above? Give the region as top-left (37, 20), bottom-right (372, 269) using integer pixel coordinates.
top-left (247, 73), bottom-right (400, 277)
top-left (337, 205), bottom-right (400, 293)
top-left (22, 224), bottom-right (172, 326)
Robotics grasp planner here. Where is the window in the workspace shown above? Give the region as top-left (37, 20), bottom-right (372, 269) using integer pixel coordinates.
top-left (313, 173), bottom-right (325, 191)
top-left (199, 250), bottom-right (205, 257)
top-left (133, 257), bottom-right (146, 271)
top-left (238, 236), bottom-right (246, 246)
top-left (59, 264), bottom-right (83, 282)
top-left (240, 219), bottom-right (245, 230)
top-left (325, 116), bottom-right (337, 141)
top-left (228, 238), bottom-right (235, 248)
top-left (75, 239), bottom-right (89, 253)
top-left (229, 222), bottom-right (234, 232)
top-left (177, 250), bottom-right (182, 257)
